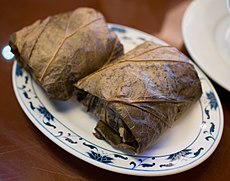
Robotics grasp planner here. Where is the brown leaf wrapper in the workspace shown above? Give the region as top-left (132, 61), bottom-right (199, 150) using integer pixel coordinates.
top-left (9, 7), bottom-right (124, 100)
top-left (75, 41), bottom-right (202, 154)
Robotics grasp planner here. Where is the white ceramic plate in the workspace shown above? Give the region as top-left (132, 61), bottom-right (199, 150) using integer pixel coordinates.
top-left (182, 0), bottom-right (230, 91)
top-left (12, 24), bottom-right (223, 176)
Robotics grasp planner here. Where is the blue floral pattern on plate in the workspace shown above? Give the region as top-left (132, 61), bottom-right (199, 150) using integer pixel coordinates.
top-left (12, 24), bottom-right (223, 176)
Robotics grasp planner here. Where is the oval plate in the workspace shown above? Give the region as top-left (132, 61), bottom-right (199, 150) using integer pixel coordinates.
top-left (12, 24), bottom-right (224, 176)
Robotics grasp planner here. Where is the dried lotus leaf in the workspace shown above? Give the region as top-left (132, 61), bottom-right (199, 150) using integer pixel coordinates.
top-left (75, 41), bottom-right (202, 153)
top-left (9, 7), bottom-right (123, 100)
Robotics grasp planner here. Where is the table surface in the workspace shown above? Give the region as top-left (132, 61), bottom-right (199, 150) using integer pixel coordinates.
top-left (1, 0), bottom-right (230, 180)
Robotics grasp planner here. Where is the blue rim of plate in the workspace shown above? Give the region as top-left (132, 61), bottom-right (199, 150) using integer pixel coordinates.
top-left (12, 23), bottom-right (224, 176)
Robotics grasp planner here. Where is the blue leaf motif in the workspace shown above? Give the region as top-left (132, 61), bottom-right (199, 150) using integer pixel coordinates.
top-left (55, 131), bottom-right (63, 137)
top-left (43, 121), bottom-right (56, 129)
top-left (205, 107), bottom-right (210, 119)
top-left (205, 136), bottom-right (215, 141)
top-left (114, 154), bottom-right (128, 160)
top-left (130, 161), bottom-right (136, 169)
top-left (110, 26), bottom-right (126, 33)
top-left (37, 106), bottom-right (55, 128)
top-left (168, 154), bottom-right (176, 161)
top-left (29, 101), bottom-right (36, 111)
top-left (182, 149), bottom-right (192, 156)
top-left (16, 64), bottom-right (23, 77)
top-left (204, 122), bottom-right (215, 141)
top-left (206, 92), bottom-right (218, 110)
top-left (193, 148), bottom-right (204, 157)
top-left (83, 142), bottom-right (97, 150)
top-left (88, 151), bottom-right (98, 159)
top-left (210, 122), bottom-right (215, 134)
top-left (87, 151), bottom-right (113, 164)
top-left (129, 157), bottom-right (155, 169)
top-left (37, 106), bottom-right (54, 121)
top-left (23, 91), bottom-right (30, 99)
top-left (138, 158), bottom-right (143, 162)
top-left (167, 149), bottom-right (192, 161)
top-left (25, 75), bottom-right (29, 84)
top-left (18, 85), bottom-right (26, 90)
top-left (101, 156), bottom-right (113, 164)
top-left (161, 148), bottom-right (204, 167)
top-left (65, 138), bottom-right (77, 144)
top-left (160, 163), bottom-right (174, 168)
top-left (140, 163), bottom-right (155, 168)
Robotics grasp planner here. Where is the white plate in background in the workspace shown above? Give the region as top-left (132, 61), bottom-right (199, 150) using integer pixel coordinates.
top-left (182, 0), bottom-right (230, 91)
